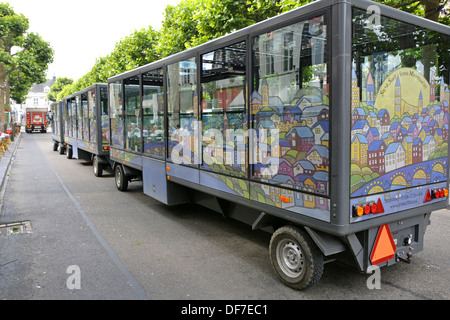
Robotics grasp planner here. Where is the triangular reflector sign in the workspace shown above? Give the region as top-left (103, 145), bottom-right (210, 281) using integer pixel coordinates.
top-left (424, 189), bottom-right (432, 203)
top-left (376, 198), bottom-right (384, 213)
top-left (370, 224), bottom-right (396, 265)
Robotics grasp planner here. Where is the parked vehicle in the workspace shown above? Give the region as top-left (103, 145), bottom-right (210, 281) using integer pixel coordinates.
top-left (25, 108), bottom-right (48, 133)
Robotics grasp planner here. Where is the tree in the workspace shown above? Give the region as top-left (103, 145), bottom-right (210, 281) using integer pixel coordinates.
top-left (47, 77), bottom-right (73, 102)
top-left (157, 0), bottom-right (285, 57)
top-left (57, 26), bottom-right (160, 99)
top-left (64, 0), bottom-right (449, 100)
top-left (0, 3), bottom-right (53, 129)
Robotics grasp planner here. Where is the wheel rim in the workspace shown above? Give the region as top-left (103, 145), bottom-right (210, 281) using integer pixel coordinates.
top-left (276, 239), bottom-right (304, 278)
top-left (116, 167), bottom-right (122, 187)
top-left (93, 158), bottom-right (98, 174)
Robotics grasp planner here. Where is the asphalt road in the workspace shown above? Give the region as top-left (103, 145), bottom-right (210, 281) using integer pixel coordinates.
top-left (1, 132), bottom-right (449, 301)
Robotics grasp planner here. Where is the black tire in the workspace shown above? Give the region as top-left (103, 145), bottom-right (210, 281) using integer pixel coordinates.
top-left (66, 146), bottom-right (73, 159)
top-left (59, 145), bottom-right (65, 155)
top-left (93, 156), bottom-right (103, 177)
top-left (53, 142), bottom-right (58, 151)
top-left (269, 226), bottom-right (324, 290)
top-left (115, 164), bottom-right (128, 191)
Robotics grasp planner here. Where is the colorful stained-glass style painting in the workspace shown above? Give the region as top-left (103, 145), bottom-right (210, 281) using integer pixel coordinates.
top-left (351, 68), bottom-right (449, 196)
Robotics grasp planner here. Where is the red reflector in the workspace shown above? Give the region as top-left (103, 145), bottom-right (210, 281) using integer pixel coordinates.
top-left (434, 190), bottom-right (440, 198)
top-left (424, 189), bottom-right (432, 203)
top-left (371, 224), bottom-right (396, 265)
top-left (364, 204), bottom-right (371, 215)
top-left (376, 198), bottom-right (384, 213)
top-left (370, 203), bottom-right (377, 214)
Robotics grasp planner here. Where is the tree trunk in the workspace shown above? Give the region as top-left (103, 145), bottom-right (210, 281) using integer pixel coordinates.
top-left (0, 63), bottom-right (6, 132)
top-left (422, 0), bottom-right (440, 82)
top-left (424, 0), bottom-right (440, 22)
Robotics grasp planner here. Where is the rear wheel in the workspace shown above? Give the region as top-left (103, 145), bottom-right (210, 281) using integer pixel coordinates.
top-left (66, 146), bottom-right (72, 159)
top-left (115, 164), bottom-right (128, 191)
top-left (269, 226), bottom-right (324, 290)
top-left (53, 142), bottom-right (58, 151)
top-left (93, 156), bottom-right (103, 177)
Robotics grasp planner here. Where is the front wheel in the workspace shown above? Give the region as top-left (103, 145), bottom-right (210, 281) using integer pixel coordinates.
top-left (269, 226), bottom-right (324, 290)
top-left (115, 164), bottom-right (128, 191)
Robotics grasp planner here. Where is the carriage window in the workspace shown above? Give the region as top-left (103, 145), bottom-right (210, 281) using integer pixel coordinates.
top-left (88, 89), bottom-right (96, 143)
top-left (100, 86), bottom-right (109, 145)
top-left (124, 75), bottom-right (141, 153)
top-left (201, 41), bottom-right (247, 177)
top-left (251, 15), bottom-right (329, 196)
top-left (167, 57), bottom-right (198, 164)
top-left (81, 92), bottom-right (89, 141)
top-left (109, 81), bottom-right (124, 149)
top-left (350, 9), bottom-right (450, 197)
top-left (142, 68), bottom-right (164, 158)
top-left (64, 100), bottom-right (71, 138)
top-left (75, 96), bottom-right (81, 139)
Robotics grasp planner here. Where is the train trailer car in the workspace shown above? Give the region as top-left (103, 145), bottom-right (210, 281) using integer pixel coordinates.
top-left (61, 83), bottom-right (110, 176)
top-left (50, 101), bottom-right (66, 154)
top-left (106, 0), bottom-right (450, 289)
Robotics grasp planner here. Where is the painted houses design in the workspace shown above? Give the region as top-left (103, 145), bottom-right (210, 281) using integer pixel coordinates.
top-left (251, 78), bottom-right (330, 201)
top-left (351, 68), bottom-right (449, 196)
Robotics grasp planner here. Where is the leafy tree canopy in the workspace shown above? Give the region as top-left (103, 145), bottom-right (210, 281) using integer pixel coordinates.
top-left (1, 2), bottom-right (53, 127)
top-left (57, 0), bottom-right (449, 98)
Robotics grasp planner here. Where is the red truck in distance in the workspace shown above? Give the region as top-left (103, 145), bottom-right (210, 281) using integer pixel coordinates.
top-left (25, 108), bottom-right (48, 133)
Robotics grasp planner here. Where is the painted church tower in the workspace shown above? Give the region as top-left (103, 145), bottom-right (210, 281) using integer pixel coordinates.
top-left (366, 72), bottom-right (374, 106)
top-left (395, 75), bottom-right (401, 115)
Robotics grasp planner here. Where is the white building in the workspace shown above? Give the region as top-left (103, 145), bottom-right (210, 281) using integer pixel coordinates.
top-left (10, 76), bottom-right (56, 124)
top-left (385, 142), bottom-right (405, 173)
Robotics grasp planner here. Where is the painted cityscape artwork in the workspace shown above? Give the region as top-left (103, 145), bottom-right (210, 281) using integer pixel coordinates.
top-left (350, 67), bottom-right (449, 197)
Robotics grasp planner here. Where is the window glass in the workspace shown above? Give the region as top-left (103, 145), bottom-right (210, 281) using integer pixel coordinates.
top-left (76, 95), bottom-right (83, 139)
top-left (81, 92), bottom-right (88, 141)
top-left (351, 9), bottom-right (450, 197)
top-left (124, 75), bottom-right (141, 153)
top-left (167, 57), bottom-right (198, 164)
top-left (88, 89), bottom-right (96, 143)
top-left (201, 41), bottom-right (247, 177)
top-left (73, 97), bottom-right (79, 139)
top-left (109, 81), bottom-right (124, 149)
top-left (51, 103), bottom-right (58, 135)
top-left (142, 68), bottom-right (164, 158)
top-left (65, 100), bottom-right (72, 138)
top-left (100, 86), bottom-right (109, 145)
top-left (251, 15), bottom-right (329, 195)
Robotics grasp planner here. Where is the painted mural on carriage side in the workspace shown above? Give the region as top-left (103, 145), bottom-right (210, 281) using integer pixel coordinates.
top-left (350, 67), bottom-right (449, 197)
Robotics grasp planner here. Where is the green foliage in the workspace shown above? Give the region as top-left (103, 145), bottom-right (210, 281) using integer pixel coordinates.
top-left (58, 0), bottom-right (450, 100)
top-left (0, 2), bottom-right (54, 121)
top-left (157, 0), bottom-right (201, 57)
top-left (47, 77), bottom-right (73, 101)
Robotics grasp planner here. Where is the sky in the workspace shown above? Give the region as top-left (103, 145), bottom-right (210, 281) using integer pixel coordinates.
top-left (8, 0), bottom-right (180, 81)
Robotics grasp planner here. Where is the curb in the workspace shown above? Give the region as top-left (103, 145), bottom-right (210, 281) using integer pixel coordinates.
top-left (0, 132), bottom-right (22, 198)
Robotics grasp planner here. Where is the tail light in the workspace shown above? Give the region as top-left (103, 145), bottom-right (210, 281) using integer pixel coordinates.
top-left (424, 187), bottom-right (448, 203)
top-left (353, 198), bottom-right (385, 218)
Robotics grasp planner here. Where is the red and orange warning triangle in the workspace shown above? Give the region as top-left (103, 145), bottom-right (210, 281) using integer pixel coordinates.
top-left (370, 224), bottom-right (396, 265)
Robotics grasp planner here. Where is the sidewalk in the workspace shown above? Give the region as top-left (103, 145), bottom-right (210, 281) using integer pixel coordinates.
top-left (0, 132), bottom-right (147, 299)
top-left (0, 132), bottom-right (21, 203)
